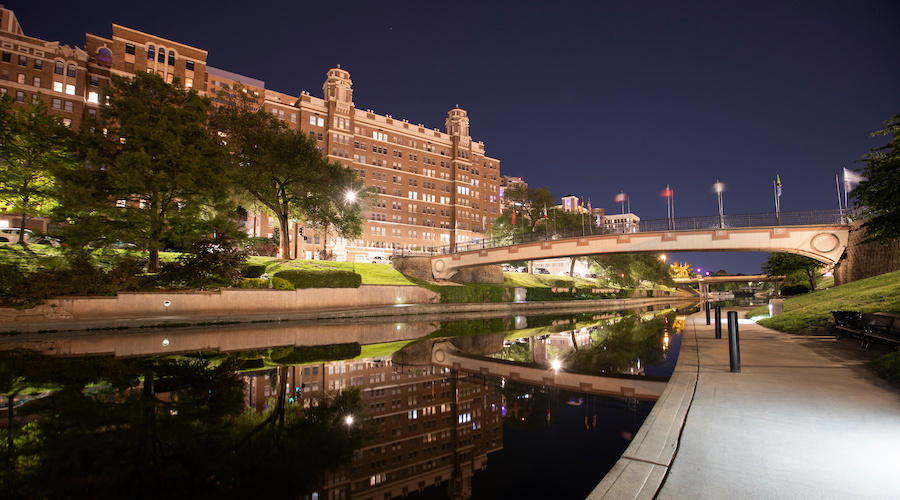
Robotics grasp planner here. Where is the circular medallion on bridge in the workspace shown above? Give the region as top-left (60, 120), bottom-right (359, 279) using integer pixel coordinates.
top-left (434, 348), bottom-right (445, 363)
top-left (811, 232), bottom-right (840, 253)
top-left (434, 259), bottom-right (445, 272)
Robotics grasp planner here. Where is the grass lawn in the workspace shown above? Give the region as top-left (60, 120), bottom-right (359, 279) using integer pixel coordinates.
top-left (747, 270), bottom-right (900, 334)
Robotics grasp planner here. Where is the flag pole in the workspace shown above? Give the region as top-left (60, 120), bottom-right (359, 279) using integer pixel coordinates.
top-left (835, 174), bottom-right (844, 223)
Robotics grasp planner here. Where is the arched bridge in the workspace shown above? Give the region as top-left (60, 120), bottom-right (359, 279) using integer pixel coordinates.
top-left (399, 210), bottom-right (850, 280)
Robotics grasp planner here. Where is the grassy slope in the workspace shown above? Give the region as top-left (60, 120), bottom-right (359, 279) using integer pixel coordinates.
top-left (747, 270), bottom-right (900, 333)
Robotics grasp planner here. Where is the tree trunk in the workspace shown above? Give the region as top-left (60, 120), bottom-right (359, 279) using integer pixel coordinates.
top-left (148, 250), bottom-right (160, 273)
top-left (277, 212), bottom-right (292, 260)
top-left (17, 212), bottom-right (27, 246)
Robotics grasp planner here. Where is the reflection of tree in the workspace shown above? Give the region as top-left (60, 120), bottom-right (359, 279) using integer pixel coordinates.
top-left (566, 313), bottom-right (674, 373)
top-left (0, 351), bottom-right (369, 499)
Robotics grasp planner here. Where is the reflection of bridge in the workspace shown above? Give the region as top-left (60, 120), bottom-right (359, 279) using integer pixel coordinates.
top-left (430, 341), bottom-right (666, 401)
top-left (397, 210), bottom-right (850, 280)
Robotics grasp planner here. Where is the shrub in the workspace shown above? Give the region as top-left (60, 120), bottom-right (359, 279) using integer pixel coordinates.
top-left (0, 263), bottom-right (24, 297)
top-left (238, 278), bottom-right (270, 289)
top-left (158, 237), bottom-right (248, 288)
top-left (242, 264), bottom-right (267, 279)
top-left (273, 269), bottom-right (361, 289)
top-left (871, 351), bottom-right (900, 384)
top-left (435, 285), bottom-right (506, 303)
top-left (781, 284), bottom-right (811, 296)
top-left (271, 276), bottom-right (294, 290)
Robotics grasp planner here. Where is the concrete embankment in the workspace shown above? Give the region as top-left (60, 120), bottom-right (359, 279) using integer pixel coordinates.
top-left (0, 284), bottom-right (690, 334)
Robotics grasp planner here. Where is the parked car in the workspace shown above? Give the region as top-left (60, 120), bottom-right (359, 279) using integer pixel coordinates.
top-left (515, 266), bottom-right (528, 273)
top-left (0, 228), bottom-right (41, 246)
top-left (534, 268), bottom-right (550, 274)
top-left (371, 256), bottom-right (391, 264)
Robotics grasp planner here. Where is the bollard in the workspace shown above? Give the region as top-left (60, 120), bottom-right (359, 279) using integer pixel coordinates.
top-left (714, 305), bottom-right (722, 339)
top-left (705, 301), bottom-right (711, 325)
top-left (727, 311), bottom-right (741, 373)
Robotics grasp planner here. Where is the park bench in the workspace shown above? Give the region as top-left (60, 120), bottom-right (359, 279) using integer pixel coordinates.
top-left (831, 310), bottom-right (900, 349)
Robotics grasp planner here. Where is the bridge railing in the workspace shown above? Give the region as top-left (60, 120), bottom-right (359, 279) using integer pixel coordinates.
top-left (393, 209), bottom-right (851, 257)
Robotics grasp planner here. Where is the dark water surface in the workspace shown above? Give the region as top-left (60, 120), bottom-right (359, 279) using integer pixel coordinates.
top-left (0, 302), bottom-right (694, 499)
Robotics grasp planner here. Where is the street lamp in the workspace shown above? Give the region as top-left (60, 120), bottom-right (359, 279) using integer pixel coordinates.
top-left (341, 190), bottom-right (358, 265)
top-left (713, 180), bottom-right (726, 228)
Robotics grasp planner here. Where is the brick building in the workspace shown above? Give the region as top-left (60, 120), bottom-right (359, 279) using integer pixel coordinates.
top-left (0, 6), bottom-right (502, 260)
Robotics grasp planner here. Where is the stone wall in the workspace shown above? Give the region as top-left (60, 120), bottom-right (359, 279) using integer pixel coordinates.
top-left (449, 264), bottom-right (504, 284)
top-left (833, 222), bottom-right (900, 285)
top-left (390, 256), bottom-right (433, 281)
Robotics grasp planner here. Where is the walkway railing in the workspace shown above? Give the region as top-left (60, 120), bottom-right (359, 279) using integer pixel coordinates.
top-left (394, 209), bottom-right (851, 257)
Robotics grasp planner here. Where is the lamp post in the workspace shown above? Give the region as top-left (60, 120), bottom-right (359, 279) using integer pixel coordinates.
top-left (713, 180), bottom-right (725, 228)
top-left (342, 190), bottom-right (357, 267)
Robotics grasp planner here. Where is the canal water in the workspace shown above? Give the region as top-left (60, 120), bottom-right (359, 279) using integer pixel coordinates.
top-left (0, 302), bottom-right (694, 499)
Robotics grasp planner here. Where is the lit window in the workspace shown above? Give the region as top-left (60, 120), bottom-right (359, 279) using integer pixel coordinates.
top-left (53, 81), bottom-right (63, 92)
top-left (184, 77), bottom-right (193, 88)
top-left (98, 48), bottom-right (112, 68)
top-left (309, 115), bottom-right (316, 126)
top-left (165, 73), bottom-right (173, 84)
top-left (62, 118), bottom-right (72, 127)
top-left (16, 73), bottom-right (24, 84)
top-left (291, 112), bottom-right (296, 123)
top-left (65, 84), bottom-right (75, 95)
top-left (88, 91), bottom-right (99, 104)
top-left (317, 117), bottom-right (324, 127)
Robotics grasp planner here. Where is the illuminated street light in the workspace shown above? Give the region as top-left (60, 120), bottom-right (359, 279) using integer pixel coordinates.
top-left (345, 415), bottom-right (354, 426)
top-left (551, 358), bottom-right (562, 372)
top-left (659, 254), bottom-right (667, 263)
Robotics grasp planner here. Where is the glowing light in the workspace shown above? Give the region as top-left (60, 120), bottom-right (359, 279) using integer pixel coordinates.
top-left (345, 415), bottom-right (354, 426)
top-left (551, 358), bottom-right (562, 371)
top-left (163, 300), bottom-right (171, 307)
top-left (345, 190), bottom-right (357, 202)
top-left (659, 254), bottom-right (667, 262)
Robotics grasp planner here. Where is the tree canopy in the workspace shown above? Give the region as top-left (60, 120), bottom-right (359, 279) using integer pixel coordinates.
top-left (0, 96), bottom-right (77, 245)
top-left (853, 112), bottom-right (900, 244)
top-left (60, 73), bottom-right (235, 271)
top-left (210, 86), bottom-right (370, 259)
top-left (762, 252), bottom-right (822, 292)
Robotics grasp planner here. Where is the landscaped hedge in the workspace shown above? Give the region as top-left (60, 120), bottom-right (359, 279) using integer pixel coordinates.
top-left (273, 269), bottom-right (361, 289)
top-left (242, 264), bottom-right (267, 278)
top-left (433, 285), bottom-right (508, 303)
top-left (269, 343), bottom-right (362, 364)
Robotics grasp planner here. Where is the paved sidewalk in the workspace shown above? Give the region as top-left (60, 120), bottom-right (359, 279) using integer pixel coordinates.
top-left (591, 309), bottom-right (900, 499)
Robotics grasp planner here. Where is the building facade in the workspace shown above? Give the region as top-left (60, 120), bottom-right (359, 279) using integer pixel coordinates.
top-left (0, 6), bottom-right (502, 261)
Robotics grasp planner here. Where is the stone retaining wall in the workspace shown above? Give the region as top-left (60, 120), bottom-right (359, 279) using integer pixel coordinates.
top-left (1, 285), bottom-right (440, 323)
top-left (834, 222), bottom-right (900, 285)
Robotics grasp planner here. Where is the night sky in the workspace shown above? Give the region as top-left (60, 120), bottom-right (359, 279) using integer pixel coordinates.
top-left (9, 0), bottom-right (899, 274)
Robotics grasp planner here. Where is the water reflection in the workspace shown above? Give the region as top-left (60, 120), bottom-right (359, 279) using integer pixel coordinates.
top-left (0, 303), bottom-right (690, 499)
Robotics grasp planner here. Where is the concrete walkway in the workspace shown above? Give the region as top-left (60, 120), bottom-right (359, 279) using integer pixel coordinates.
top-left (591, 308), bottom-right (900, 499)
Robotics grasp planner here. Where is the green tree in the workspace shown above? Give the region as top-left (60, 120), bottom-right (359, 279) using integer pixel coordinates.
top-left (0, 97), bottom-right (77, 245)
top-left (669, 261), bottom-right (694, 279)
top-left (589, 253), bottom-right (674, 288)
top-left (853, 112), bottom-right (900, 244)
top-left (211, 86), bottom-right (369, 259)
top-left (762, 252), bottom-right (822, 292)
top-left (63, 73), bottom-right (234, 271)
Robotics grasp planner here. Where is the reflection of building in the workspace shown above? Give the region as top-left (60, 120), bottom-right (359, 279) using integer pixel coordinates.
top-left (245, 358), bottom-right (503, 499)
top-left (0, 6), bottom-right (502, 258)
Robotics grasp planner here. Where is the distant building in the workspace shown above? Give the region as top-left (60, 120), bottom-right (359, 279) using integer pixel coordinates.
top-left (601, 213), bottom-right (640, 233)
